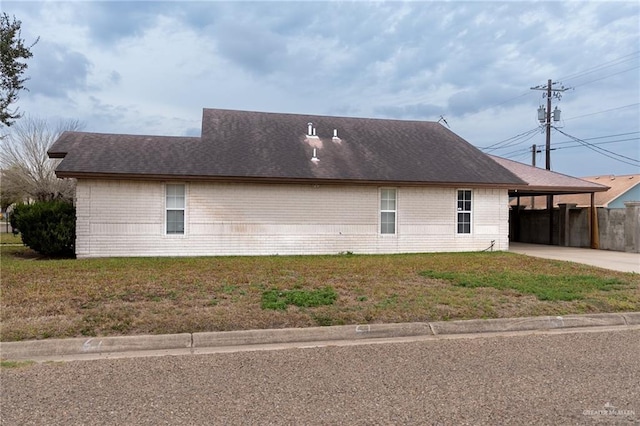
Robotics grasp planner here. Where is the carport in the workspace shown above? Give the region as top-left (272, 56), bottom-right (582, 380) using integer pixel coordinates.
top-left (490, 156), bottom-right (610, 248)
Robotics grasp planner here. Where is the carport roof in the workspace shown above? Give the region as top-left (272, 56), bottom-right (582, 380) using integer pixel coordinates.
top-left (489, 155), bottom-right (610, 197)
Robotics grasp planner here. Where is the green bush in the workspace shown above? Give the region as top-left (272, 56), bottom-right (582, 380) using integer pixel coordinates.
top-left (11, 201), bottom-right (76, 257)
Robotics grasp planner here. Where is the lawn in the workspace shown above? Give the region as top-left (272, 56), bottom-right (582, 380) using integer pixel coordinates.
top-left (0, 232), bottom-right (21, 245)
top-left (1, 245), bottom-right (638, 341)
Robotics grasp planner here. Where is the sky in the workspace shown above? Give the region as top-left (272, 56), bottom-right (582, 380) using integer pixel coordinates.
top-left (3, 0), bottom-right (639, 177)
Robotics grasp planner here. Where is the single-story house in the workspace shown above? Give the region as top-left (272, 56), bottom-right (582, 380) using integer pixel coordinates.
top-left (50, 108), bottom-right (565, 258)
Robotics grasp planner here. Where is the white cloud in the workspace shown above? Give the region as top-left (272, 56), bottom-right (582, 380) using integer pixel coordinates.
top-left (3, 0), bottom-right (638, 175)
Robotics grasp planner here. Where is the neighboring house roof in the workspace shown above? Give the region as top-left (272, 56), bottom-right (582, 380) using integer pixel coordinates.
top-left (513, 174), bottom-right (639, 208)
top-left (49, 109), bottom-right (525, 187)
top-left (489, 155), bottom-right (610, 197)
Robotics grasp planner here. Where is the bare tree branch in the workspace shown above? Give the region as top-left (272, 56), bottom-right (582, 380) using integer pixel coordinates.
top-left (0, 116), bottom-right (83, 203)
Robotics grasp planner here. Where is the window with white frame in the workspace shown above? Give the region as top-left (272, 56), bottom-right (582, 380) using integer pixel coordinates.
top-left (457, 189), bottom-right (472, 234)
top-left (380, 188), bottom-right (397, 234)
top-left (166, 184), bottom-right (185, 235)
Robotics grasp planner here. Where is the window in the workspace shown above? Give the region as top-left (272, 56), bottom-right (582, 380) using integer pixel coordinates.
top-left (380, 188), bottom-right (397, 234)
top-left (457, 189), bottom-right (472, 234)
top-left (166, 184), bottom-right (185, 235)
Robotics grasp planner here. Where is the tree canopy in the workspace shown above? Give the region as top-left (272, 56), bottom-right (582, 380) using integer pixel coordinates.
top-left (1, 13), bottom-right (38, 127)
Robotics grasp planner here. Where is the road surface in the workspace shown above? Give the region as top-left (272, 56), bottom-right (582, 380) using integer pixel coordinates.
top-left (2, 328), bottom-right (639, 425)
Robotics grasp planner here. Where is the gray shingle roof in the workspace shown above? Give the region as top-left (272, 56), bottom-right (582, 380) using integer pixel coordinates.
top-left (49, 108), bottom-right (525, 186)
top-left (489, 155), bottom-right (609, 195)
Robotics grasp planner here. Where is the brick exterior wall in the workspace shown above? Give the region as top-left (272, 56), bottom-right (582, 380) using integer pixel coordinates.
top-left (75, 179), bottom-right (510, 257)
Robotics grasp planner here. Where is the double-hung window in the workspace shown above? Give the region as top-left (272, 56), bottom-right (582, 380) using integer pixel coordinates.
top-left (380, 188), bottom-right (397, 234)
top-left (166, 184), bottom-right (185, 235)
top-left (457, 189), bottom-right (472, 234)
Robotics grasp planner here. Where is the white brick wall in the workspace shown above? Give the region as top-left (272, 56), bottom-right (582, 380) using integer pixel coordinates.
top-left (75, 179), bottom-right (510, 257)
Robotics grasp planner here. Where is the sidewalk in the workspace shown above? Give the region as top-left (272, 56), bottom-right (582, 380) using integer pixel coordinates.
top-left (509, 242), bottom-right (640, 273)
top-left (2, 312), bottom-right (638, 363)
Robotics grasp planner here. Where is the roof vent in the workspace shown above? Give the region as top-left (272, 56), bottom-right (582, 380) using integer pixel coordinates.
top-left (306, 122), bottom-right (318, 138)
top-left (332, 128), bottom-right (342, 143)
top-left (311, 148), bottom-right (319, 162)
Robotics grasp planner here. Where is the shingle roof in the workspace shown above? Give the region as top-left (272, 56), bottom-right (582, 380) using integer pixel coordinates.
top-left (514, 174), bottom-right (638, 208)
top-left (49, 108), bottom-right (525, 186)
top-left (489, 155), bottom-right (609, 196)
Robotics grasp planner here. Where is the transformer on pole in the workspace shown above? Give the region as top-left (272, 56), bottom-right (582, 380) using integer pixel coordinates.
top-left (530, 79), bottom-right (570, 244)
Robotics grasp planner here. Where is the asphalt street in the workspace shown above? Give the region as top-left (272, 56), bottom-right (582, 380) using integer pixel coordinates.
top-left (2, 328), bottom-right (638, 425)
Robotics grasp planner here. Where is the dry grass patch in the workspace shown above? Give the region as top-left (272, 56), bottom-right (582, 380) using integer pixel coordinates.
top-left (0, 233), bottom-right (22, 245)
top-left (1, 246), bottom-right (638, 341)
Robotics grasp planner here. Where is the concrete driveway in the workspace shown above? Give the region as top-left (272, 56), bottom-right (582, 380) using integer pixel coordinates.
top-left (509, 242), bottom-right (640, 273)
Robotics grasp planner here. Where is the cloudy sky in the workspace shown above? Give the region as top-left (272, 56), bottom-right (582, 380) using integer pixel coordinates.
top-left (3, 0), bottom-right (639, 177)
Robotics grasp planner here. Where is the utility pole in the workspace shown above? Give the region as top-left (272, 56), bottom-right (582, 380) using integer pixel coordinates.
top-left (531, 79), bottom-right (568, 170)
top-left (531, 144), bottom-right (537, 168)
top-left (530, 79), bottom-right (569, 244)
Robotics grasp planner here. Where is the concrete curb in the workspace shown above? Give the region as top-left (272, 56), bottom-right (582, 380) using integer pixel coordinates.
top-left (621, 312), bottom-right (640, 325)
top-left (193, 322), bottom-right (431, 348)
top-left (1, 313), bottom-right (638, 361)
top-left (429, 312), bottom-right (628, 335)
top-left (0, 334), bottom-right (192, 360)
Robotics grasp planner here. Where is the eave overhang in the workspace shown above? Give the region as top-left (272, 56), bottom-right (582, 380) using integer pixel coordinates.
top-left (54, 170), bottom-right (519, 189)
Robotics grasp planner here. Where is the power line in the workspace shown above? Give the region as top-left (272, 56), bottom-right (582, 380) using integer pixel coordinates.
top-left (571, 66), bottom-right (640, 89)
top-left (498, 134), bottom-right (639, 160)
top-left (554, 137), bottom-right (639, 150)
top-left (482, 91), bottom-right (531, 111)
top-left (564, 103), bottom-right (639, 121)
top-left (553, 131), bottom-right (640, 146)
top-left (479, 127), bottom-right (540, 151)
top-left (555, 128), bottom-right (640, 167)
top-left (559, 51), bottom-right (639, 82)
top-left (495, 131), bottom-right (542, 157)
top-left (461, 51), bottom-right (639, 121)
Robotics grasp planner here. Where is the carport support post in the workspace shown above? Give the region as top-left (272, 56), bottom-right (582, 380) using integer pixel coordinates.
top-left (548, 196), bottom-right (554, 245)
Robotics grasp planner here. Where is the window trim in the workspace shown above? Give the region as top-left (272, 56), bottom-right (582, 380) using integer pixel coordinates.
top-left (165, 183), bottom-right (187, 236)
top-left (456, 189), bottom-right (472, 235)
top-left (379, 187), bottom-right (397, 235)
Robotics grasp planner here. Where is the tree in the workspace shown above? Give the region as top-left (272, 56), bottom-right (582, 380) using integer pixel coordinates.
top-left (0, 116), bottom-right (83, 203)
top-left (0, 167), bottom-right (22, 210)
top-left (1, 13), bottom-right (38, 127)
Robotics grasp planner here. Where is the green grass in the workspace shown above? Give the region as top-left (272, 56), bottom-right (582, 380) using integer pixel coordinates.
top-left (419, 270), bottom-right (630, 301)
top-left (0, 233), bottom-right (22, 245)
top-left (1, 246), bottom-right (638, 341)
top-left (0, 360), bottom-right (35, 369)
top-left (261, 286), bottom-right (338, 310)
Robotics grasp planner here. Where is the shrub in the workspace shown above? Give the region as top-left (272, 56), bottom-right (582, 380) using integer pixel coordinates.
top-left (11, 200), bottom-right (75, 256)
